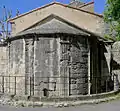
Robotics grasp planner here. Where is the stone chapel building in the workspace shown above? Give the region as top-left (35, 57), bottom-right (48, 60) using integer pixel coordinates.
top-left (0, 1), bottom-right (113, 97)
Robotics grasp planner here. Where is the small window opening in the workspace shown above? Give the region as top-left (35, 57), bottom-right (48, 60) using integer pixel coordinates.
top-left (43, 88), bottom-right (48, 97)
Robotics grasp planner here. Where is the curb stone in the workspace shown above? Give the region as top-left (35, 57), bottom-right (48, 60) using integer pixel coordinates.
top-left (0, 92), bottom-right (120, 108)
top-left (0, 96), bottom-right (117, 107)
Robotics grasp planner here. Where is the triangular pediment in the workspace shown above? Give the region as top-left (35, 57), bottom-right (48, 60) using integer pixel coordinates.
top-left (9, 2), bottom-right (103, 36)
top-left (16, 14), bottom-right (91, 36)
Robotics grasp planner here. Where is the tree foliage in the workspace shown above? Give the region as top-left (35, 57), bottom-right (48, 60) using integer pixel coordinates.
top-left (104, 0), bottom-right (120, 40)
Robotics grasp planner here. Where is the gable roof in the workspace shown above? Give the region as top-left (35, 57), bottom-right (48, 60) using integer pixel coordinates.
top-left (15, 14), bottom-right (90, 36)
top-left (10, 14), bottom-right (107, 42)
top-left (8, 2), bottom-right (103, 22)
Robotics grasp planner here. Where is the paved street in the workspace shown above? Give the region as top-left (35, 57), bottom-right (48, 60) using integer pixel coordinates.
top-left (0, 99), bottom-right (120, 111)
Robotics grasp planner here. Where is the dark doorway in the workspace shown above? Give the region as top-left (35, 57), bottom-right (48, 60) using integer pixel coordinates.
top-left (43, 88), bottom-right (49, 97)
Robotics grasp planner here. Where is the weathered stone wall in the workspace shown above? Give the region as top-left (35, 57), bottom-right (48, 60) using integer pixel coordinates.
top-left (8, 39), bottom-right (25, 95)
top-left (9, 39), bottom-right (25, 76)
top-left (101, 44), bottom-right (111, 76)
top-left (7, 34), bottom-right (90, 97)
top-left (0, 44), bottom-right (8, 93)
top-left (7, 36), bottom-right (60, 97)
top-left (0, 44), bottom-right (7, 75)
top-left (24, 38), bottom-right (34, 95)
top-left (112, 42), bottom-right (120, 90)
top-left (2, 34), bottom-right (112, 97)
top-left (33, 35), bottom-right (89, 97)
top-left (59, 36), bottom-right (70, 96)
top-left (34, 36), bottom-right (60, 97)
top-left (90, 39), bottom-right (99, 93)
top-left (60, 36), bottom-right (89, 96)
top-left (100, 44), bottom-right (112, 92)
top-left (70, 37), bottom-right (88, 95)
top-left (90, 40), bottom-right (111, 94)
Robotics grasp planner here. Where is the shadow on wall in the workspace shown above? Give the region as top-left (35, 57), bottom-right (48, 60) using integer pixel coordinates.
top-left (91, 43), bottom-right (114, 94)
top-left (102, 44), bottom-right (110, 76)
top-left (112, 60), bottom-right (120, 70)
top-left (112, 60), bottom-right (120, 89)
top-left (100, 44), bottom-right (114, 92)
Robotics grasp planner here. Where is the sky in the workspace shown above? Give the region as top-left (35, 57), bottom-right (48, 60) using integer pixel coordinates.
top-left (0, 0), bottom-right (106, 19)
top-left (0, 0), bottom-right (106, 16)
